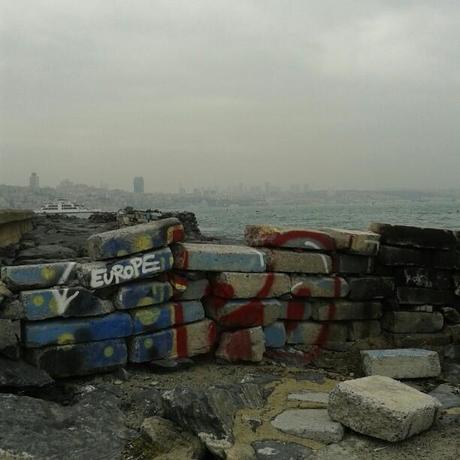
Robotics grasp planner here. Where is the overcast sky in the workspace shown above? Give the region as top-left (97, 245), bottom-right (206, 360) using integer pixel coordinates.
top-left (1, 1), bottom-right (459, 192)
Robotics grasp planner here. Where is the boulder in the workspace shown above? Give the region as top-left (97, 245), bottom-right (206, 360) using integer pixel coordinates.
top-left (216, 327), bottom-right (265, 362)
top-left (328, 375), bottom-right (441, 442)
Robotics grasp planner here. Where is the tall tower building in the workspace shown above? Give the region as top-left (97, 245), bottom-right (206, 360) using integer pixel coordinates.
top-left (133, 176), bottom-right (144, 193)
top-left (29, 172), bottom-right (39, 189)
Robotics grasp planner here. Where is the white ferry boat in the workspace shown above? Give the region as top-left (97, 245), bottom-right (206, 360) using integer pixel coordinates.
top-left (35, 199), bottom-right (101, 216)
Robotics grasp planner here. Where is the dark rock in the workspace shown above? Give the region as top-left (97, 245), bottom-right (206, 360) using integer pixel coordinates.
top-left (443, 362), bottom-right (460, 385)
top-left (252, 440), bottom-right (314, 459)
top-left (347, 276), bottom-right (395, 300)
top-left (432, 250), bottom-right (456, 270)
top-left (16, 244), bottom-right (77, 261)
top-left (0, 299), bottom-right (24, 320)
top-left (378, 245), bottom-right (429, 267)
top-left (442, 307), bottom-right (460, 324)
top-left (396, 287), bottom-right (454, 306)
top-left (162, 383), bottom-right (265, 444)
top-left (0, 319), bottom-right (21, 359)
top-left (382, 311), bottom-right (444, 333)
top-left (0, 357), bottom-right (54, 388)
top-left (334, 255), bottom-right (374, 275)
top-left (0, 388), bottom-right (136, 459)
top-left (429, 384), bottom-right (460, 409)
top-left (394, 267), bottom-right (453, 290)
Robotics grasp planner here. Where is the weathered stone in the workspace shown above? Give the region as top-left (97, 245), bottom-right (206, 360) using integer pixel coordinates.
top-left (264, 249), bottom-right (332, 274)
top-left (0, 356), bottom-right (53, 388)
top-left (271, 409), bottom-right (344, 444)
top-left (285, 321), bottom-right (348, 345)
top-left (0, 280), bottom-right (12, 305)
top-left (78, 247), bottom-right (174, 289)
top-left (22, 311), bottom-right (133, 348)
top-left (211, 272), bottom-right (290, 299)
top-left (130, 301), bottom-right (204, 334)
top-left (448, 324), bottom-right (460, 343)
top-left (114, 280), bottom-right (174, 309)
top-left (396, 287), bottom-right (454, 305)
top-left (442, 307), bottom-right (460, 324)
top-left (252, 440), bottom-right (313, 460)
top-left (361, 348), bottom-right (441, 379)
top-left (334, 254), bottom-right (374, 274)
top-left (378, 245), bottom-right (428, 266)
top-left (1, 261), bottom-right (77, 290)
top-left (216, 326), bottom-right (265, 362)
top-left (172, 242), bottom-right (266, 272)
top-left (311, 301), bottom-right (382, 321)
top-left (264, 321), bottom-right (286, 348)
top-left (245, 224), bottom-right (336, 251)
top-left (87, 218), bottom-right (184, 260)
top-left (204, 297), bottom-right (280, 328)
top-left (386, 331), bottom-right (452, 348)
top-left (0, 388), bottom-right (136, 459)
top-left (169, 272), bottom-right (210, 300)
top-left (25, 338), bottom-right (128, 377)
top-left (322, 228), bottom-right (380, 255)
top-left (291, 275), bottom-right (349, 298)
top-left (279, 299), bottom-right (312, 320)
top-left (141, 416), bottom-right (205, 459)
top-left (328, 375), bottom-right (441, 442)
top-left (128, 318), bottom-right (217, 363)
top-left (432, 250), bottom-right (457, 269)
top-left (20, 287), bottom-right (113, 320)
top-left (454, 273), bottom-right (460, 296)
top-left (162, 383), bottom-right (265, 444)
top-left (382, 311), bottom-right (444, 333)
top-left (16, 244), bottom-right (77, 261)
top-left (394, 267), bottom-right (453, 290)
top-left (429, 384), bottom-right (460, 409)
top-left (348, 320), bottom-right (382, 340)
top-left (347, 276), bottom-right (395, 300)
top-left (287, 392), bottom-right (329, 404)
top-left (0, 319), bottom-right (20, 355)
top-left (369, 223), bottom-right (456, 250)
top-left (0, 299), bottom-right (24, 320)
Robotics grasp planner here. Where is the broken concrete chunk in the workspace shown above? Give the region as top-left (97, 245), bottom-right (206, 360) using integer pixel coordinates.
top-left (114, 280), bottom-right (174, 309)
top-left (396, 287), bottom-right (454, 306)
top-left (271, 409), bottom-right (344, 444)
top-left (328, 375), bottom-right (441, 442)
top-left (172, 242), bottom-right (267, 272)
top-left (361, 349), bottom-right (441, 379)
top-left (87, 218), bottom-right (184, 260)
top-left (264, 249), bottom-right (332, 274)
top-left (334, 254), bottom-right (374, 274)
top-left (382, 311), bottom-right (444, 333)
top-left (348, 320), bottom-right (382, 340)
top-left (394, 267), bottom-right (453, 290)
top-left (347, 276), bottom-right (395, 300)
top-left (285, 321), bottom-right (348, 346)
top-left (216, 326), bottom-right (265, 362)
top-left (290, 275), bottom-right (349, 298)
top-left (245, 224), bottom-right (336, 251)
top-left (263, 321), bottom-right (286, 348)
top-left (378, 245), bottom-right (428, 267)
top-left (321, 228), bottom-right (380, 255)
top-left (310, 301), bottom-right (382, 321)
top-left (279, 299), bottom-right (312, 321)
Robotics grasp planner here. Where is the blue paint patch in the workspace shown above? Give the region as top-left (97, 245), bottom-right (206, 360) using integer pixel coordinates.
top-left (115, 280), bottom-right (174, 309)
top-left (128, 329), bottom-right (174, 363)
top-left (264, 322), bottom-right (286, 348)
top-left (22, 312), bottom-right (133, 348)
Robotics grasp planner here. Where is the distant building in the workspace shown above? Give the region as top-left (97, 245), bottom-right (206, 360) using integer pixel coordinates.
top-left (133, 176), bottom-right (144, 193)
top-left (29, 172), bottom-right (39, 189)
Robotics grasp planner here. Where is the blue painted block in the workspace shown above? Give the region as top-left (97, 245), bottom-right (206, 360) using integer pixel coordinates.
top-left (20, 287), bottom-right (113, 320)
top-left (25, 339), bottom-right (127, 377)
top-left (131, 301), bottom-right (205, 334)
top-left (1, 262), bottom-right (77, 290)
top-left (87, 218), bottom-right (184, 260)
top-left (78, 247), bottom-right (174, 289)
top-left (114, 280), bottom-right (174, 309)
top-left (264, 322), bottom-right (286, 348)
top-left (172, 243), bottom-right (266, 272)
top-left (22, 312), bottom-right (133, 348)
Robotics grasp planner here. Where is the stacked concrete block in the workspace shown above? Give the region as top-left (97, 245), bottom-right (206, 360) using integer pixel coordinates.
top-left (370, 223), bottom-right (459, 348)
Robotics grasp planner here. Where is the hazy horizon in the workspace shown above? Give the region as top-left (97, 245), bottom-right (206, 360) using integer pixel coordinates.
top-left (1, 1), bottom-right (459, 193)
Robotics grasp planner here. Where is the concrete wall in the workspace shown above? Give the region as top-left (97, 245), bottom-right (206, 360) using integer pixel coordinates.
top-left (0, 209), bottom-right (34, 248)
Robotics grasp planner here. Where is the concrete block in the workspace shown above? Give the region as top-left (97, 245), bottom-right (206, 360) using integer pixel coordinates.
top-left (22, 312), bottom-right (133, 348)
top-left (291, 276), bottom-right (349, 298)
top-left (328, 375), bottom-right (441, 441)
top-left (279, 299), bottom-right (312, 320)
top-left (369, 223), bottom-right (456, 250)
top-left (348, 320), bottom-right (382, 340)
top-left (128, 318), bottom-right (217, 363)
top-left (20, 288), bottom-right (113, 320)
top-left (378, 245), bottom-right (428, 267)
top-left (216, 326), bottom-right (265, 362)
top-left (114, 280), bottom-right (173, 309)
top-left (131, 301), bottom-right (204, 334)
top-left (87, 218), bottom-right (184, 260)
top-left (347, 276), bottom-right (395, 300)
top-left (396, 287), bottom-right (454, 306)
top-left (431, 250), bottom-right (456, 269)
top-left (204, 297), bottom-right (280, 328)
top-left (271, 409), bottom-right (343, 444)
top-left (0, 319), bottom-right (20, 353)
top-left (453, 273), bottom-right (460, 296)
top-left (211, 272), bottom-right (290, 299)
top-left (361, 349), bottom-right (441, 379)
top-left (285, 321), bottom-right (348, 345)
top-left (245, 224), bottom-right (336, 251)
top-left (263, 322), bottom-right (286, 348)
top-left (78, 247), bottom-right (173, 289)
top-left (172, 243), bottom-right (266, 272)
top-left (25, 339), bottom-right (127, 377)
top-left (311, 301), bottom-right (382, 321)
top-left (322, 228), bottom-right (380, 255)
top-left (382, 311), bottom-right (444, 333)
top-left (386, 331), bottom-right (452, 348)
top-left (264, 249), bottom-right (332, 274)
top-left (169, 272), bottom-right (210, 300)
top-left (1, 262), bottom-right (77, 290)
top-left (334, 254), bottom-right (374, 274)
top-left (394, 267), bottom-right (453, 290)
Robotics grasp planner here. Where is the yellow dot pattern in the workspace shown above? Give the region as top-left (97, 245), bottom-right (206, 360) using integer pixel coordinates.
top-left (144, 338), bottom-right (153, 349)
top-left (104, 346), bottom-right (114, 358)
top-left (33, 295), bottom-right (45, 307)
top-left (41, 266), bottom-right (56, 282)
top-left (137, 296), bottom-right (154, 307)
top-left (135, 308), bottom-right (161, 326)
top-left (57, 333), bottom-right (75, 345)
top-left (134, 234), bottom-right (152, 252)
